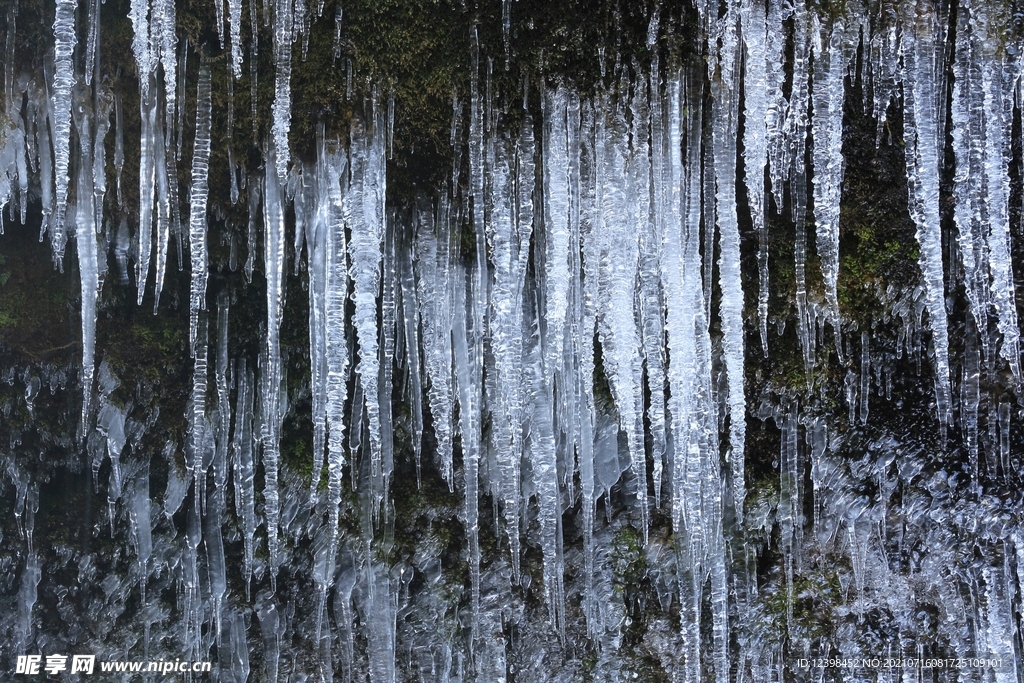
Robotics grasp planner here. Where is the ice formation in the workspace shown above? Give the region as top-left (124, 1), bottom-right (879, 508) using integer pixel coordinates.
top-left (0, 0), bottom-right (1022, 680)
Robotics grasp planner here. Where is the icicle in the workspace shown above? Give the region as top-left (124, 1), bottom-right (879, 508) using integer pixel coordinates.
top-left (345, 112), bottom-right (385, 489)
top-left (228, 72), bottom-right (239, 205)
top-left (72, 87), bottom-right (100, 428)
top-left (214, 0), bottom-right (226, 50)
top-left (262, 145), bottom-right (287, 586)
top-left (710, 1), bottom-right (747, 528)
top-left (93, 90), bottom-right (112, 237)
top-left (50, 0), bottom-right (77, 263)
top-left (137, 76), bottom-right (159, 302)
top-left (632, 70), bottom-right (667, 506)
top-left (152, 96), bottom-right (172, 311)
top-left (379, 207), bottom-right (397, 504)
top-left (332, 5), bottom-right (343, 62)
top-left (232, 360), bottom-right (257, 596)
top-left (901, 1), bottom-right (952, 428)
top-left (859, 331), bottom-right (870, 424)
top-left (525, 323), bottom-right (565, 639)
top-left (114, 94), bottom-right (124, 206)
top-left (272, 0), bottom-right (294, 179)
top-left (367, 563), bottom-right (398, 683)
top-left (486, 127), bottom-right (526, 580)
top-left (189, 61), bottom-right (213, 351)
top-left (245, 170), bottom-right (261, 282)
top-left (452, 263), bottom-right (481, 638)
top-left (129, 0), bottom-right (152, 92)
top-left (190, 316), bottom-right (209, 515)
top-left (416, 198), bottom-right (455, 488)
top-left (313, 136), bottom-right (349, 643)
top-left (542, 84), bottom-right (573, 402)
top-left (662, 65), bottom-right (711, 683)
top-left (592, 86), bottom-right (648, 537)
top-left (399, 213), bottom-right (423, 481)
top-left (229, 0), bottom-right (243, 78)
top-left (974, 5), bottom-right (1022, 390)
top-left (811, 14), bottom-right (853, 343)
top-left (128, 474), bottom-right (152, 604)
top-left (85, 0), bottom-right (100, 85)
top-left (788, 0), bottom-right (816, 378)
top-left (741, 0), bottom-right (771, 355)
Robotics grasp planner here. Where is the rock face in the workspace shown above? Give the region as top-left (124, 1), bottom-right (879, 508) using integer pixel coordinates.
top-left (0, 0), bottom-right (1023, 680)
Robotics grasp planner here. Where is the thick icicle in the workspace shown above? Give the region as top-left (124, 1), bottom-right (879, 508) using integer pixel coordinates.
top-left (311, 136), bottom-right (350, 643)
top-left (486, 126), bottom-right (527, 579)
top-left (345, 112), bottom-right (386, 489)
top-left (525, 323), bottom-right (565, 638)
top-left (50, 0), bottom-right (76, 263)
top-left (415, 199), bottom-right (455, 488)
top-left (811, 14), bottom-right (853, 340)
top-left (975, 4), bottom-right (1022, 388)
top-left (901, 1), bottom-right (952, 427)
top-left (72, 88), bottom-right (100, 427)
top-left (452, 263), bottom-right (482, 637)
top-left (592, 87), bottom-right (648, 537)
top-left (710, 1), bottom-right (746, 526)
top-left (740, 0), bottom-right (771, 354)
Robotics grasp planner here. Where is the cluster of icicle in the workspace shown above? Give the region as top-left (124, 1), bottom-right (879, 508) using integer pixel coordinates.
top-left (1, 0), bottom-right (1024, 679)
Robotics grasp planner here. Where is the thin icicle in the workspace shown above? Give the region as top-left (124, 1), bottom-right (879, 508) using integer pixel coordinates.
top-left (262, 144), bottom-right (287, 586)
top-left (272, 0), bottom-right (294, 179)
top-left (85, 0), bottom-right (100, 85)
top-left (232, 360), bottom-right (257, 596)
top-left (452, 263), bottom-right (481, 638)
top-left (189, 61), bottom-right (213, 351)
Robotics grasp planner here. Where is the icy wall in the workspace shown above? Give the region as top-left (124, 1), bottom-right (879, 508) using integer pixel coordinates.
top-left (1, 0), bottom-right (1024, 680)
